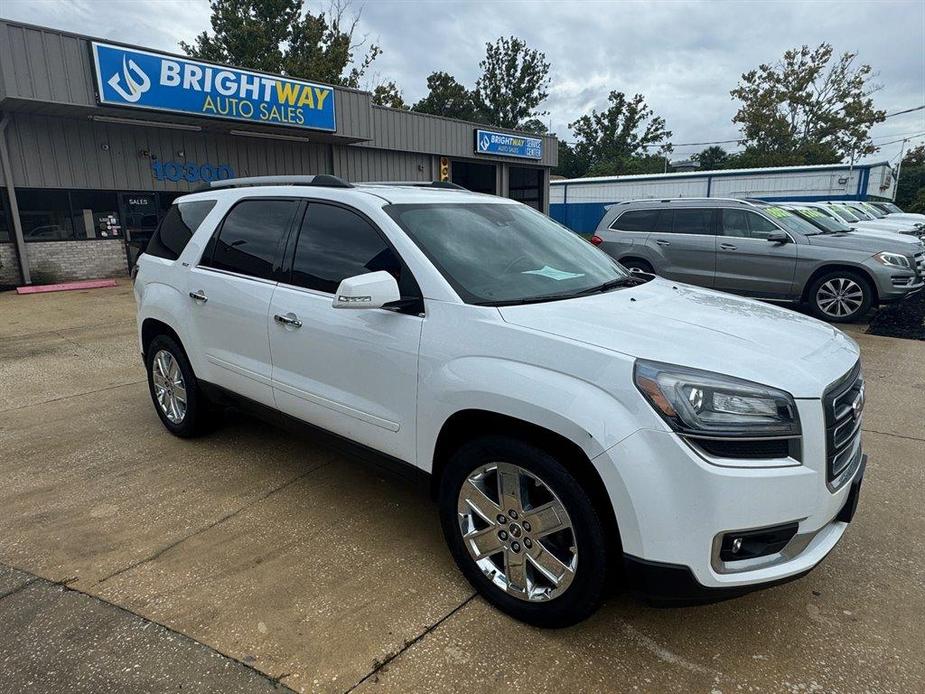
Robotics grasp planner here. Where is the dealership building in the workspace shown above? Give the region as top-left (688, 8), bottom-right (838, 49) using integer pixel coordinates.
top-left (0, 19), bottom-right (557, 286)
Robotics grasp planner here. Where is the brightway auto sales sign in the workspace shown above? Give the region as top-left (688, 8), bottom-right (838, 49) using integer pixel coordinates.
top-left (92, 42), bottom-right (336, 132)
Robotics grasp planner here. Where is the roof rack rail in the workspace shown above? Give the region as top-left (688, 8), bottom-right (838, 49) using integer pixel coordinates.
top-left (358, 180), bottom-right (467, 190)
top-left (197, 174), bottom-right (354, 192)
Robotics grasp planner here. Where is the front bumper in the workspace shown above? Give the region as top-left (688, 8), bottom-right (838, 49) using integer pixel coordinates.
top-left (622, 458), bottom-right (865, 605)
top-left (592, 398), bottom-right (865, 597)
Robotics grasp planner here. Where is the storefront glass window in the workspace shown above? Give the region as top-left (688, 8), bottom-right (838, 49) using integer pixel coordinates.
top-left (17, 189), bottom-right (74, 241)
top-left (70, 191), bottom-right (122, 239)
top-left (0, 188), bottom-right (10, 242)
top-left (509, 167), bottom-right (542, 211)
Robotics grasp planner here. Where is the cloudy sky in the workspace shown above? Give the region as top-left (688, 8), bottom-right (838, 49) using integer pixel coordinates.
top-left (3, 0), bottom-right (923, 164)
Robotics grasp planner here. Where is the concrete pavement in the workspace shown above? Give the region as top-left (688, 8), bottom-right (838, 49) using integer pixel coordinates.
top-left (0, 283), bottom-right (923, 693)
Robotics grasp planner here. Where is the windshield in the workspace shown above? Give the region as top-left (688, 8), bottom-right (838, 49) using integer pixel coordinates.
top-left (860, 202), bottom-right (885, 218)
top-left (846, 204), bottom-right (874, 220)
top-left (788, 206), bottom-right (851, 233)
top-left (760, 206), bottom-right (826, 235)
top-left (385, 202), bottom-right (630, 305)
top-left (880, 202), bottom-right (903, 214)
top-left (830, 204), bottom-right (861, 222)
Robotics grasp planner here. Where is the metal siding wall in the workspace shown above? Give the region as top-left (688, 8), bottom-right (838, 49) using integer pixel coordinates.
top-left (4, 114), bottom-right (331, 190)
top-left (358, 106), bottom-right (558, 168)
top-left (332, 146), bottom-right (432, 182)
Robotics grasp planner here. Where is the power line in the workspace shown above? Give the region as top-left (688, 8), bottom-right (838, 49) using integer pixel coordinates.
top-left (884, 105), bottom-right (925, 118)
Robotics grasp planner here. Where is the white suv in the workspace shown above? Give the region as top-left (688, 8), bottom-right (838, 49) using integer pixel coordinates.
top-left (134, 175), bottom-right (866, 626)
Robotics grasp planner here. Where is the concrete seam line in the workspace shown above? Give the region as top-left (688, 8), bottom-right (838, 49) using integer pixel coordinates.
top-left (341, 592), bottom-right (479, 694)
top-left (95, 462), bottom-right (331, 585)
top-left (1, 318), bottom-right (136, 341)
top-left (0, 560), bottom-right (298, 693)
top-left (0, 577), bottom-right (39, 603)
top-left (0, 379), bottom-right (147, 414)
top-left (861, 428), bottom-right (925, 443)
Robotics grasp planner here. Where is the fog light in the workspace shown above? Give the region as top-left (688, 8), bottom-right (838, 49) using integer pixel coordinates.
top-left (719, 522), bottom-right (798, 562)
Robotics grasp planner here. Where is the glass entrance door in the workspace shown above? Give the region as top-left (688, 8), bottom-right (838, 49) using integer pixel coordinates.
top-left (119, 193), bottom-right (160, 270)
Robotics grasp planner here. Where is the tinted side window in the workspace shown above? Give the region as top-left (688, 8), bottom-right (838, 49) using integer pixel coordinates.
top-left (671, 209), bottom-right (713, 235)
top-left (721, 209), bottom-right (750, 238)
top-left (611, 209), bottom-right (659, 231)
top-left (652, 209), bottom-right (673, 233)
top-left (291, 203), bottom-right (412, 296)
top-left (147, 200), bottom-right (217, 260)
top-left (745, 212), bottom-right (778, 238)
top-left (206, 199), bottom-right (298, 280)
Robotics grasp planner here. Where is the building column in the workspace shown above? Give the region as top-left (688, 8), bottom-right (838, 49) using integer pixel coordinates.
top-left (0, 114), bottom-right (30, 285)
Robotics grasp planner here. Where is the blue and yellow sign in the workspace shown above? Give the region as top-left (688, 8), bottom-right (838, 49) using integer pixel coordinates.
top-left (92, 42), bottom-right (336, 132)
top-left (475, 129), bottom-right (543, 159)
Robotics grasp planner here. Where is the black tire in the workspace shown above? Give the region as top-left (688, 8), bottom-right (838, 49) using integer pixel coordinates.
top-left (807, 270), bottom-right (874, 323)
top-left (438, 435), bottom-right (609, 627)
top-left (620, 257), bottom-right (653, 275)
top-left (145, 334), bottom-right (215, 437)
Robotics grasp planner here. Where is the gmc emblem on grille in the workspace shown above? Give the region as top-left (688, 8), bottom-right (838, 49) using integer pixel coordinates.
top-left (851, 386), bottom-right (865, 421)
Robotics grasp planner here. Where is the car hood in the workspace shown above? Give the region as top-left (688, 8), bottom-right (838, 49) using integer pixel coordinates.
top-left (498, 279), bottom-right (859, 398)
top-left (806, 230), bottom-right (922, 252)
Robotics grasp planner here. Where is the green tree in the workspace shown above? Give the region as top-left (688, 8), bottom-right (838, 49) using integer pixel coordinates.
top-left (371, 80), bottom-right (407, 109)
top-left (895, 144), bottom-right (925, 213)
top-left (412, 71), bottom-right (482, 122)
top-left (691, 145), bottom-right (730, 171)
top-left (553, 141), bottom-right (590, 179)
top-left (569, 91), bottom-right (672, 177)
top-left (473, 37), bottom-right (550, 130)
top-left (181, 0), bottom-right (380, 87)
top-left (730, 43), bottom-right (885, 166)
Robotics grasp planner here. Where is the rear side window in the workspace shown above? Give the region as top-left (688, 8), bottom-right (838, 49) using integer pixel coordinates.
top-left (204, 199), bottom-right (299, 280)
top-left (290, 202), bottom-right (417, 297)
top-left (671, 209), bottom-right (714, 235)
top-left (611, 209), bottom-right (659, 231)
top-left (146, 200), bottom-right (216, 260)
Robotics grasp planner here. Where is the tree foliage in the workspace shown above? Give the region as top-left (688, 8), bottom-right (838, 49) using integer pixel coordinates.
top-left (473, 36), bottom-right (551, 130)
top-left (691, 146), bottom-right (730, 171)
top-left (565, 91), bottom-right (672, 177)
top-left (896, 144), bottom-right (925, 213)
top-left (371, 80), bottom-right (407, 109)
top-left (411, 71), bottom-right (482, 121)
top-left (730, 43), bottom-right (885, 166)
top-left (181, 0), bottom-right (380, 87)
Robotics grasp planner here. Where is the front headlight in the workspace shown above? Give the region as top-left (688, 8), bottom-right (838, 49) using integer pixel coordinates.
top-left (634, 360), bottom-right (800, 438)
top-left (873, 251), bottom-right (911, 268)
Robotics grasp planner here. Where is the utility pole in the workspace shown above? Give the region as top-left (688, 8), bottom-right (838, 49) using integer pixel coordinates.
top-left (892, 138), bottom-right (908, 202)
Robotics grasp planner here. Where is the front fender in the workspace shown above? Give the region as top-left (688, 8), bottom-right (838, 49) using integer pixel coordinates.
top-left (417, 355), bottom-right (653, 472)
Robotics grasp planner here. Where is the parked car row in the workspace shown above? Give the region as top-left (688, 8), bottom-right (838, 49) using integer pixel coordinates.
top-left (592, 198), bottom-right (924, 322)
top-left (135, 176), bottom-right (868, 626)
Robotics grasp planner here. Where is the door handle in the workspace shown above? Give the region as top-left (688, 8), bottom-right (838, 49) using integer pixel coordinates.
top-left (655, 239), bottom-right (671, 246)
top-left (719, 243), bottom-right (738, 251)
top-left (274, 313), bottom-right (303, 328)
top-left (189, 290), bottom-right (208, 303)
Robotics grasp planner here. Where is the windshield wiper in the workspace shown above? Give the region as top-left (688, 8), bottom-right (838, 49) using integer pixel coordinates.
top-left (474, 277), bottom-right (634, 307)
top-left (570, 277), bottom-right (635, 296)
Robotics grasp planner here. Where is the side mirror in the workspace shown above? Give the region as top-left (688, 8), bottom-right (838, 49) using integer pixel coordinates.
top-left (767, 232), bottom-right (789, 244)
top-left (332, 271), bottom-right (401, 310)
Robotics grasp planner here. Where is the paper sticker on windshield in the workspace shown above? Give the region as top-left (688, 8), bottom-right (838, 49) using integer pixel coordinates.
top-left (522, 266), bottom-right (586, 281)
top-left (799, 208), bottom-right (824, 218)
top-left (765, 207), bottom-right (792, 218)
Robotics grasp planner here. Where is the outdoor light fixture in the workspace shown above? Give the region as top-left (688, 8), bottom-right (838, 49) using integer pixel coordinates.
top-left (229, 129), bottom-right (314, 143)
top-left (91, 115), bottom-right (202, 132)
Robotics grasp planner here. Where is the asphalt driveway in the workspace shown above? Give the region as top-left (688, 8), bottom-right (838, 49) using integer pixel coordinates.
top-left (0, 283), bottom-right (923, 693)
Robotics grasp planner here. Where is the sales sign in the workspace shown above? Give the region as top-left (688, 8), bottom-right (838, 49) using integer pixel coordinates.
top-left (92, 42), bottom-right (336, 132)
top-left (475, 129), bottom-right (543, 160)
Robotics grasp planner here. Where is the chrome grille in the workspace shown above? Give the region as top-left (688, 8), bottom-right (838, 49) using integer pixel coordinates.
top-left (823, 362), bottom-right (864, 488)
top-left (915, 252), bottom-right (925, 276)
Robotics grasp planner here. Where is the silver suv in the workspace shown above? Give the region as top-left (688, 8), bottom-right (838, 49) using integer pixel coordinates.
top-left (592, 198), bottom-right (925, 322)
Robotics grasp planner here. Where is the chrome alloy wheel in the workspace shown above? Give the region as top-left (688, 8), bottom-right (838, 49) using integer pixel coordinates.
top-left (816, 278), bottom-right (864, 318)
top-left (457, 462), bottom-right (577, 602)
top-left (152, 349), bottom-right (187, 424)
